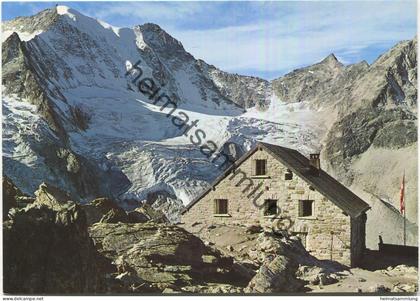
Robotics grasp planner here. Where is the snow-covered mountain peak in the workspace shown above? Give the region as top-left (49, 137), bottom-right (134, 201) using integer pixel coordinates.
top-left (56, 5), bottom-right (74, 16)
top-left (52, 5), bottom-right (126, 41)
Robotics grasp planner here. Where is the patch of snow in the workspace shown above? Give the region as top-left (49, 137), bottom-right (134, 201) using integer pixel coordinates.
top-left (56, 5), bottom-right (71, 15)
top-left (97, 19), bottom-right (121, 37)
top-left (2, 30), bottom-right (44, 42)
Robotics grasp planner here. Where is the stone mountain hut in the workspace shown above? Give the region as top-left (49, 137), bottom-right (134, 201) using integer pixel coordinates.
top-left (181, 142), bottom-right (370, 267)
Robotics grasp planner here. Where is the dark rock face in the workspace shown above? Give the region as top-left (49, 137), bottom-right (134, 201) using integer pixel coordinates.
top-left (3, 176), bottom-right (23, 220)
top-left (145, 190), bottom-right (184, 223)
top-left (197, 60), bottom-right (271, 109)
top-left (138, 23), bottom-right (190, 61)
top-left (372, 120), bottom-right (417, 149)
top-left (325, 107), bottom-right (417, 166)
top-left (350, 38), bottom-right (417, 109)
top-left (128, 203), bottom-right (169, 224)
top-left (272, 53), bottom-right (350, 107)
top-left (220, 141), bottom-right (245, 164)
top-left (82, 197), bottom-right (129, 225)
top-left (88, 222), bottom-right (250, 292)
top-left (35, 145), bottom-right (130, 201)
top-left (2, 29), bottom-right (67, 138)
top-left (99, 208), bottom-right (129, 224)
top-left (127, 210), bottom-right (150, 223)
top-left (69, 104), bottom-right (91, 130)
top-left (3, 203), bottom-right (113, 294)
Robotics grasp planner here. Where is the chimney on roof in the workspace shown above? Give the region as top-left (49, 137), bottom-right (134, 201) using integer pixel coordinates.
top-left (309, 153), bottom-right (321, 174)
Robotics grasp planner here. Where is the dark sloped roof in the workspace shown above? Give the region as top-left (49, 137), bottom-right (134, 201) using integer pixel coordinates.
top-left (183, 142), bottom-right (370, 218)
top-left (259, 142), bottom-right (370, 218)
top-left (183, 143), bottom-right (261, 213)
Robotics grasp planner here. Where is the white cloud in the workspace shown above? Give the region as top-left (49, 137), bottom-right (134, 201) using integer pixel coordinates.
top-left (166, 1), bottom-right (416, 77)
top-left (87, 1), bottom-right (216, 25)
top-left (82, 1), bottom-right (416, 78)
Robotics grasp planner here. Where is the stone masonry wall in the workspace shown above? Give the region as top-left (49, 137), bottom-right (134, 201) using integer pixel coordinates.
top-left (181, 147), bottom-right (355, 266)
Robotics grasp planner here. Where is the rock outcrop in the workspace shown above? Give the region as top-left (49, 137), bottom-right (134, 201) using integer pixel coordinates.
top-left (3, 176), bottom-right (21, 219)
top-left (272, 53), bottom-right (353, 109)
top-left (244, 232), bottom-right (341, 293)
top-left (128, 203), bottom-right (169, 224)
top-left (3, 202), bottom-right (113, 294)
top-left (33, 182), bottom-right (74, 209)
top-left (197, 60), bottom-right (271, 109)
top-left (145, 190), bottom-right (185, 223)
top-left (82, 197), bottom-right (129, 225)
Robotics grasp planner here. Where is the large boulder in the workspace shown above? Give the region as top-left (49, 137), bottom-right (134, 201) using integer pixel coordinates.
top-left (100, 208), bottom-right (129, 224)
top-left (127, 209), bottom-right (150, 223)
top-left (82, 197), bottom-right (129, 225)
top-left (33, 182), bottom-right (74, 210)
top-left (3, 202), bottom-right (113, 294)
top-left (246, 255), bottom-right (305, 293)
top-left (127, 203), bottom-right (169, 224)
top-left (245, 232), bottom-right (342, 293)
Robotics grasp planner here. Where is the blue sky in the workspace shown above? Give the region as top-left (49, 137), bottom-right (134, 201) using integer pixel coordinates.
top-left (2, 1), bottom-right (417, 79)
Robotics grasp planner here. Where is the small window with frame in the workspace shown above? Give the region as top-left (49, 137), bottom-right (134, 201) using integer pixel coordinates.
top-left (299, 200), bottom-right (314, 217)
top-left (255, 159), bottom-right (267, 176)
top-left (264, 199), bottom-right (278, 216)
top-left (214, 199), bottom-right (228, 215)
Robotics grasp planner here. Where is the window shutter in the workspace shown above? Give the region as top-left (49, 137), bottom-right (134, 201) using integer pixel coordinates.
top-left (298, 200), bottom-right (302, 216)
top-left (252, 159), bottom-right (256, 176)
top-left (224, 200), bottom-right (228, 214)
top-left (214, 199), bottom-right (217, 214)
